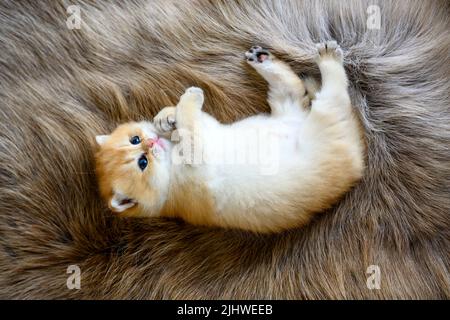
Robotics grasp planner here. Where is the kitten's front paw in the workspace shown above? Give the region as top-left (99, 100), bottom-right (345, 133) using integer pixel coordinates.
top-left (185, 86), bottom-right (203, 97)
top-left (315, 41), bottom-right (343, 64)
top-left (245, 46), bottom-right (272, 64)
top-left (179, 86), bottom-right (204, 107)
top-left (153, 106), bottom-right (176, 134)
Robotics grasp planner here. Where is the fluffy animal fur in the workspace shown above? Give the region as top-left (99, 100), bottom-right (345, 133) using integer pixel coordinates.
top-left (95, 43), bottom-right (364, 233)
top-left (0, 0), bottom-right (448, 298)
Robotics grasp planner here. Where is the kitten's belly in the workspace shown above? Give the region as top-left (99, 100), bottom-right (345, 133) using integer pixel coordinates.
top-left (201, 116), bottom-right (307, 224)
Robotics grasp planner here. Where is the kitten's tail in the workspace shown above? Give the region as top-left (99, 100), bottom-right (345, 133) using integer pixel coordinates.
top-left (302, 76), bottom-right (320, 101)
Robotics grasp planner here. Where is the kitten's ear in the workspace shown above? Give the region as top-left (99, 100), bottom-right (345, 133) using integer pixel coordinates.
top-left (110, 191), bottom-right (136, 212)
top-left (95, 135), bottom-right (110, 146)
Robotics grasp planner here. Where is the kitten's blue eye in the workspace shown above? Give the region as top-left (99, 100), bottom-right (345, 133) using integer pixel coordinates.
top-left (130, 136), bottom-right (140, 145)
top-left (138, 155), bottom-right (148, 171)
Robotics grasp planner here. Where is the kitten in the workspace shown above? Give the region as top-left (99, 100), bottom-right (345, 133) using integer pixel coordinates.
top-left (95, 42), bottom-right (364, 233)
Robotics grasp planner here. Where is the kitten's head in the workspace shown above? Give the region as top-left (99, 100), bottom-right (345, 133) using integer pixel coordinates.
top-left (94, 121), bottom-right (172, 216)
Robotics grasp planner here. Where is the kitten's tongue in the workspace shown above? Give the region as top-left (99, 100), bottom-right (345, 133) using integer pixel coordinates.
top-left (154, 137), bottom-right (165, 150)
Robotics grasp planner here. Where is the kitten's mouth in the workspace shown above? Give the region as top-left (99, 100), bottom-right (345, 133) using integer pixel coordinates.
top-left (147, 137), bottom-right (166, 151)
top-left (147, 137), bottom-right (170, 160)
top-left (153, 137), bottom-right (166, 151)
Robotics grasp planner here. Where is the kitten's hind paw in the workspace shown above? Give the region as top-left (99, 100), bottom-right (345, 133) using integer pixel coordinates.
top-left (245, 46), bottom-right (272, 64)
top-left (315, 41), bottom-right (343, 64)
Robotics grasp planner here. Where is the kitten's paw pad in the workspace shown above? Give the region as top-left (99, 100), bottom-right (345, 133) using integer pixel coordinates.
top-left (186, 86), bottom-right (203, 96)
top-left (245, 46), bottom-right (271, 64)
top-left (154, 106), bottom-right (176, 133)
top-left (180, 86), bottom-right (204, 106)
top-left (315, 41), bottom-right (343, 63)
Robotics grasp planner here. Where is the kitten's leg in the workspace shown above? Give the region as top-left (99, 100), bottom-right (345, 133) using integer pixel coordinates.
top-left (173, 87), bottom-right (205, 165)
top-left (153, 87), bottom-right (204, 135)
top-left (245, 46), bottom-right (309, 116)
top-left (153, 88), bottom-right (206, 166)
top-left (314, 41), bottom-right (349, 107)
top-left (304, 40), bottom-right (363, 176)
top-left (308, 41), bottom-right (353, 123)
top-left (174, 87), bottom-right (204, 131)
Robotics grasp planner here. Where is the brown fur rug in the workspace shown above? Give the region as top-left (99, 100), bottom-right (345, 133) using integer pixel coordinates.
top-left (0, 0), bottom-right (448, 299)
